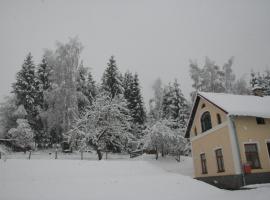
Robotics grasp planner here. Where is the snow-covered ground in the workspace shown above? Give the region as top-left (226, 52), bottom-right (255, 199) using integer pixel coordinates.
top-left (1, 154), bottom-right (270, 200)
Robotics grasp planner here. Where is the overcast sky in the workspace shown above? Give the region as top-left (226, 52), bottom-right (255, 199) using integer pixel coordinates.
top-left (0, 0), bottom-right (270, 106)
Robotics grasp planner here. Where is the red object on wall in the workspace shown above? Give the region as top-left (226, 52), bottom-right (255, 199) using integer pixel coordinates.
top-left (243, 163), bottom-right (252, 174)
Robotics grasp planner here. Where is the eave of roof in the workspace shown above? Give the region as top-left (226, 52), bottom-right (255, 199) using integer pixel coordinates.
top-left (184, 92), bottom-right (229, 138)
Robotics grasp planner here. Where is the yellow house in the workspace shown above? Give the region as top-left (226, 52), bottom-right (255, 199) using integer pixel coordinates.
top-left (185, 92), bottom-right (270, 189)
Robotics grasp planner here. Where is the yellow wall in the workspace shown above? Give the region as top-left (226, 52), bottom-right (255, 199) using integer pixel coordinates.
top-left (234, 116), bottom-right (270, 173)
top-left (191, 97), bottom-right (236, 178)
top-left (192, 125), bottom-right (236, 177)
top-left (190, 97), bottom-right (227, 137)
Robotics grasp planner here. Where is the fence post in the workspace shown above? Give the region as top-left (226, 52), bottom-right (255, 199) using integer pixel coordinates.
top-left (28, 150), bottom-right (32, 160)
top-left (55, 148), bottom-right (58, 159)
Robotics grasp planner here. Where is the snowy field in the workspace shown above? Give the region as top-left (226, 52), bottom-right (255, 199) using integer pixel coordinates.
top-left (1, 154), bottom-right (270, 200)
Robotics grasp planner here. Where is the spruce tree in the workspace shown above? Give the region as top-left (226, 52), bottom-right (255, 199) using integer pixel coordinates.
top-left (76, 63), bottom-right (97, 115)
top-left (13, 53), bottom-right (40, 127)
top-left (13, 53), bottom-right (38, 114)
top-left (130, 73), bottom-right (146, 125)
top-left (161, 80), bottom-right (190, 131)
top-left (101, 56), bottom-right (123, 98)
top-left (76, 63), bottom-right (90, 114)
top-left (123, 71), bottom-right (133, 102)
top-left (86, 70), bottom-right (97, 105)
top-left (36, 57), bottom-right (52, 109)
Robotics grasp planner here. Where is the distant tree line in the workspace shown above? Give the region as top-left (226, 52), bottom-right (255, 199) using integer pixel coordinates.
top-left (1, 38), bottom-right (269, 160)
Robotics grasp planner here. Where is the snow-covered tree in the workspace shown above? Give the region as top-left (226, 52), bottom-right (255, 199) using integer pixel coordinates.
top-left (161, 80), bottom-right (190, 132)
top-left (223, 57), bottom-right (235, 93)
top-left (69, 92), bottom-right (132, 160)
top-left (189, 57), bottom-right (236, 95)
top-left (143, 119), bottom-right (187, 159)
top-left (250, 70), bottom-right (270, 96)
top-left (149, 78), bottom-right (163, 122)
top-left (233, 77), bottom-right (250, 95)
top-left (101, 56), bottom-right (123, 98)
top-left (44, 37), bottom-right (82, 144)
top-left (86, 69), bottom-right (97, 105)
top-left (36, 56), bottom-right (52, 110)
top-left (12, 53), bottom-right (39, 126)
top-left (123, 72), bottom-right (146, 125)
top-left (0, 95), bottom-right (18, 136)
top-left (7, 119), bottom-right (34, 150)
top-left (76, 62), bottom-right (91, 115)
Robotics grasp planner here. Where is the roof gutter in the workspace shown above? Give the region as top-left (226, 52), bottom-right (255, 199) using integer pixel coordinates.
top-left (228, 115), bottom-right (246, 187)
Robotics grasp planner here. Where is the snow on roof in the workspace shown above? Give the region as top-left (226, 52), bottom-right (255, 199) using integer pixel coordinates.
top-left (198, 92), bottom-right (270, 118)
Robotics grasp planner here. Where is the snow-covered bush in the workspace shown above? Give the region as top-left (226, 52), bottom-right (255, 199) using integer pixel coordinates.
top-left (7, 119), bottom-right (35, 150)
top-left (143, 119), bottom-right (187, 159)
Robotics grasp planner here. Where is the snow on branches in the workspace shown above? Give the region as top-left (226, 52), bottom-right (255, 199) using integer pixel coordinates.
top-left (143, 119), bottom-right (187, 159)
top-left (68, 92), bottom-right (132, 160)
top-left (7, 119), bottom-right (34, 150)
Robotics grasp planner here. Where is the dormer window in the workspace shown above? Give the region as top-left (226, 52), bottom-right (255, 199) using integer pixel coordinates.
top-left (201, 111), bottom-right (212, 132)
top-left (256, 117), bottom-right (265, 125)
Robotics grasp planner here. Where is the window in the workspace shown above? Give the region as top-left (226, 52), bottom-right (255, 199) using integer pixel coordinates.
top-left (267, 142), bottom-right (270, 159)
top-left (215, 149), bottom-right (225, 172)
top-left (201, 111), bottom-right (212, 132)
top-left (200, 153), bottom-right (208, 174)
top-left (194, 127), bottom-right (197, 136)
top-left (217, 114), bottom-right (222, 124)
top-left (244, 143), bottom-right (261, 169)
top-left (256, 117), bottom-right (265, 125)
top-left (201, 104), bottom-right (205, 108)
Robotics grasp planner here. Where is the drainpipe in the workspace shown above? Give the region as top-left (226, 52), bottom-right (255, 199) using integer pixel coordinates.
top-left (228, 116), bottom-right (246, 187)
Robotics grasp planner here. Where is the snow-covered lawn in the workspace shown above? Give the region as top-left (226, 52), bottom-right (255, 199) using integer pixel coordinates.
top-left (1, 155), bottom-right (270, 200)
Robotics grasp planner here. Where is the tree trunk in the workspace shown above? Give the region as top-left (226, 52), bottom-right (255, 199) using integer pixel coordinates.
top-left (81, 151), bottom-right (83, 160)
top-left (97, 149), bottom-right (102, 160)
top-left (155, 147), bottom-right (158, 160)
top-left (28, 151), bottom-right (32, 160)
top-left (55, 149), bottom-right (58, 159)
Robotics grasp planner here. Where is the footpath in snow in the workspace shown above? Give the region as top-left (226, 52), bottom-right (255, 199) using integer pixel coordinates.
top-left (0, 155), bottom-right (270, 200)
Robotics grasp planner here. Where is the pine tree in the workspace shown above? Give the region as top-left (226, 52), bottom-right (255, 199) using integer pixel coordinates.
top-left (86, 69), bottom-right (97, 105)
top-left (36, 57), bottom-right (52, 109)
top-left (12, 53), bottom-right (41, 144)
top-left (101, 56), bottom-right (123, 98)
top-left (129, 73), bottom-right (146, 125)
top-left (250, 70), bottom-right (270, 96)
top-left (76, 62), bottom-right (90, 115)
top-left (13, 53), bottom-right (38, 117)
top-left (161, 84), bottom-right (173, 119)
top-left (161, 80), bottom-right (190, 132)
top-left (123, 72), bottom-right (146, 125)
top-left (76, 63), bottom-right (97, 115)
top-left (123, 71), bottom-right (133, 101)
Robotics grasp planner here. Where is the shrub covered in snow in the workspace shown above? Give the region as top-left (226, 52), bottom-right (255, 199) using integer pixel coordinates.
top-left (143, 119), bottom-right (187, 159)
top-left (7, 119), bottom-right (34, 150)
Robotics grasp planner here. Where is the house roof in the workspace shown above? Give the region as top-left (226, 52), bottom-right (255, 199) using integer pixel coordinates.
top-left (185, 92), bottom-right (270, 138)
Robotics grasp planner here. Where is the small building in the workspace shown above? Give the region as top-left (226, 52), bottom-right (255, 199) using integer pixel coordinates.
top-left (185, 92), bottom-right (270, 189)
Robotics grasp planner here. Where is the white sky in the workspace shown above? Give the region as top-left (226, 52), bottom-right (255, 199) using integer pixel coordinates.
top-left (0, 0), bottom-right (270, 106)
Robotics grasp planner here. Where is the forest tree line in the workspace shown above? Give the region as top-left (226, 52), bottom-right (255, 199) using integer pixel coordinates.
top-left (0, 38), bottom-right (270, 160)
